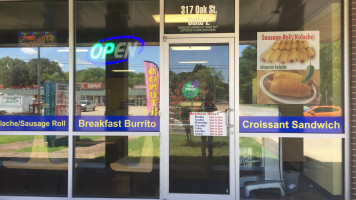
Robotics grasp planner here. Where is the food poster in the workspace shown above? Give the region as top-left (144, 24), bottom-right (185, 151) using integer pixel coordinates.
top-left (257, 31), bottom-right (320, 105)
top-left (55, 83), bottom-right (69, 115)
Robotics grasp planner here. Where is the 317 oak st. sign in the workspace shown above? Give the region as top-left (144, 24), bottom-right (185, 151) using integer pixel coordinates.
top-left (164, 0), bottom-right (234, 34)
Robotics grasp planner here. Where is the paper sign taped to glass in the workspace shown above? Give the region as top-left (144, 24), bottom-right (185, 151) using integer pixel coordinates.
top-left (256, 31), bottom-right (320, 105)
top-left (190, 112), bottom-right (226, 136)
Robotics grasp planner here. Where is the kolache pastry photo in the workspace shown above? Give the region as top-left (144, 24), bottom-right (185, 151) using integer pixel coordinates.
top-left (260, 40), bottom-right (316, 64)
top-left (264, 71), bottom-right (313, 98)
top-left (258, 66), bottom-right (319, 104)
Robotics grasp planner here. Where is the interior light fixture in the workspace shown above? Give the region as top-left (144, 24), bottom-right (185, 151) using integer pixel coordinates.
top-left (58, 49), bottom-right (88, 52)
top-left (152, 14), bottom-right (217, 23)
top-left (171, 46), bottom-right (211, 51)
top-left (112, 70), bottom-right (135, 72)
top-left (178, 61), bottom-right (208, 64)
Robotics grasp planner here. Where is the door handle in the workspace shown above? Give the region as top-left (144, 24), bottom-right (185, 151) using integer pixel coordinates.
top-left (225, 109), bottom-right (234, 128)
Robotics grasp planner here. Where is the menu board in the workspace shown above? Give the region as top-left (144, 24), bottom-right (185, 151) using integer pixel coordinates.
top-left (190, 112), bottom-right (226, 136)
top-left (257, 31), bottom-right (320, 105)
top-left (164, 0), bottom-right (234, 34)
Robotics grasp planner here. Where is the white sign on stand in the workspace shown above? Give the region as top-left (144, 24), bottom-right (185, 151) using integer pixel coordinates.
top-left (190, 112), bottom-right (226, 136)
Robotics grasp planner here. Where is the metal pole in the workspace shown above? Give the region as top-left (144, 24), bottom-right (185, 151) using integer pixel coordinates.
top-left (214, 76), bottom-right (216, 103)
top-left (37, 47), bottom-right (41, 114)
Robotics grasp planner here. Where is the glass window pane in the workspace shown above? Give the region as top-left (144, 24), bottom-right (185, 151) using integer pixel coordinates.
top-left (169, 44), bottom-right (230, 194)
top-left (75, 0), bottom-right (160, 132)
top-left (0, 1), bottom-right (69, 131)
top-left (239, 0), bottom-right (344, 134)
top-left (73, 136), bottom-right (159, 198)
top-left (0, 135), bottom-right (68, 196)
top-left (239, 137), bottom-right (344, 199)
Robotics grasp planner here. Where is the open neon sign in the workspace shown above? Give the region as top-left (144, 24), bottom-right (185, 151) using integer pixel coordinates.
top-left (87, 36), bottom-right (145, 65)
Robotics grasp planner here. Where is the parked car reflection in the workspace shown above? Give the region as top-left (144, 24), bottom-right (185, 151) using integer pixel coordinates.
top-left (303, 105), bottom-right (342, 117)
top-left (81, 100), bottom-right (95, 112)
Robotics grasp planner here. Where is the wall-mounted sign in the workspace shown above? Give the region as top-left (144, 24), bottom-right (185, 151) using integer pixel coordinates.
top-left (240, 116), bottom-right (343, 133)
top-left (190, 112), bottom-right (226, 136)
top-left (79, 83), bottom-right (103, 90)
top-left (74, 116), bottom-right (159, 132)
top-left (256, 31), bottom-right (320, 105)
top-left (182, 81), bottom-right (199, 98)
top-left (3, 97), bottom-right (21, 105)
top-left (0, 116), bottom-right (67, 131)
top-left (19, 32), bottom-right (56, 47)
top-left (87, 36), bottom-right (144, 65)
top-left (164, 0), bottom-right (234, 34)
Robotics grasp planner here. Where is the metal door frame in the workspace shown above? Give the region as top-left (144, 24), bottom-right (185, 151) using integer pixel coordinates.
top-left (161, 37), bottom-right (237, 200)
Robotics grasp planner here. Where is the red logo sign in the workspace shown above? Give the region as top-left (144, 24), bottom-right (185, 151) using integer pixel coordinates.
top-left (79, 83), bottom-right (103, 90)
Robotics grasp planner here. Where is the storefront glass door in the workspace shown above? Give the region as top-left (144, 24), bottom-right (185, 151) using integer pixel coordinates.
top-left (162, 38), bottom-right (236, 200)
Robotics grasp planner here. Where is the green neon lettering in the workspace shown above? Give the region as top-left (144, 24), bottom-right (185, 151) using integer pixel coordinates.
top-left (102, 43), bottom-right (115, 59)
top-left (90, 43), bottom-right (103, 60)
